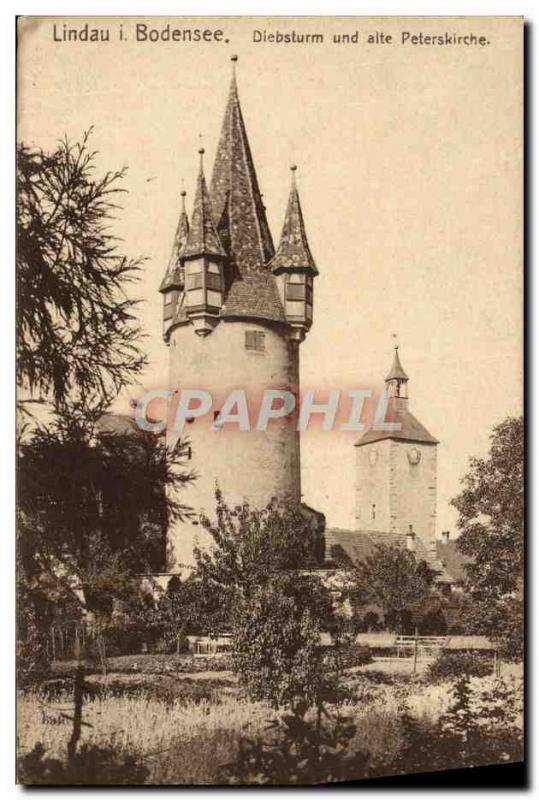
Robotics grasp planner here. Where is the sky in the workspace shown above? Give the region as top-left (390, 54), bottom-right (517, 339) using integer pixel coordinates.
top-left (18, 16), bottom-right (523, 533)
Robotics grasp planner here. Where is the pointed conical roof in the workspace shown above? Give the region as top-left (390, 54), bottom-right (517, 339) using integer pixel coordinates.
top-left (385, 347), bottom-right (409, 382)
top-left (210, 69), bottom-right (275, 270)
top-left (209, 62), bottom-right (285, 325)
top-left (181, 149), bottom-right (226, 260)
top-left (159, 190), bottom-right (189, 292)
top-left (269, 167), bottom-right (318, 276)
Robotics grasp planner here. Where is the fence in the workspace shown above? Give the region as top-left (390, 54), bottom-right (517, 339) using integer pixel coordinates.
top-left (395, 634), bottom-right (447, 661)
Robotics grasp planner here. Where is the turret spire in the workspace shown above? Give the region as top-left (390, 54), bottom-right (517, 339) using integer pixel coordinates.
top-left (385, 344), bottom-right (409, 401)
top-left (181, 148), bottom-right (226, 260)
top-left (269, 165), bottom-right (318, 275)
top-left (385, 345), bottom-right (409, 382)
top-left (159, 187), bottom-right (189, 293)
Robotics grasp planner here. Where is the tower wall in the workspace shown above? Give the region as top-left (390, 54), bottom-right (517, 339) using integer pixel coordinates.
top-left (167, 318), bottom-right (301, 570)
top-left (355, 439), bottom-right (437, 545)
top-left (388, 440), bottom-right (437, 545)
top-left (355, 440), bottom-right (392, 532)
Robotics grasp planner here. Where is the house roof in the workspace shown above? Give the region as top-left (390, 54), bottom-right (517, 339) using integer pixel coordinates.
top-left (95, 413), bottom-right (139, 436)
top-left (325, 528), bottom-right (456, 584)
top-left (435, 539), bottom-right (469, 583)
top-left (269, 167), bottom-right (318, 276)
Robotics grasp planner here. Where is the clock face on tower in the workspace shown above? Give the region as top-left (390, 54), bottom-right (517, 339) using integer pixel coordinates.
top-left (368, 449), bottom-right (378, 466)
top-left (407, 447), bottom-right (421, 465)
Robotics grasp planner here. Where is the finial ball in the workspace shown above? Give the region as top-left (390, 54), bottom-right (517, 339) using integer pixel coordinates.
top-left (231, 54), bottom-right (238, 62)
top-left (180, 190), bottom-right (186, 197)
top-left (198, 146), bottom-right (205, 155)
top-left (290, 164), bottom-right (297, 172)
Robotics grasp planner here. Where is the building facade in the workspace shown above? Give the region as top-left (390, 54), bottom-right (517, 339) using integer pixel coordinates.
top-left (326, 348), bottom-right (458, 587)
top-left (354, 347), bottom-right (438, 548)
top-left (159, 61), bottom-right (320, 571)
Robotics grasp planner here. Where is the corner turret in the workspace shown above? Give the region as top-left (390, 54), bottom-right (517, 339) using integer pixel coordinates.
top-left (181, 148), bottom-right (227, 337)
top-left (269, 166), bottom-right (318, 341)
top-left (160, 189), bottom-right (189, 338)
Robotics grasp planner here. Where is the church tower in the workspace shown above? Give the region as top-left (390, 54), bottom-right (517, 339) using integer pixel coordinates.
top-left (354, 348), bottom-right (439, 548)
top-left (160, 59), bottom-right (319, 571)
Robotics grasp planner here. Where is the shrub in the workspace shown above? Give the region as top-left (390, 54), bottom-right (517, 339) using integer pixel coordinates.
top-left (362, 611), bottom-right (383, 632)
top-left (18, 742), bottom-right (148, 785)
top-left (328, 644), bottom-right (372, 671)
top-left (427, 650), bottom-right (493, 682)
top-left (233, 573), bottom-right (340, 708)
top-left (419, 607), bottom-right (448, 636)
top-left (220, 702), bottom-right (368, 785)
top-left (390, 676), bottom-right (524, 775)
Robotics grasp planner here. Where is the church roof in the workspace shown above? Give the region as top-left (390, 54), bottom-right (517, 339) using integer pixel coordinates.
top-left (160, 191), bottom-right (189, 293)
top-left (325, 528), bottom-right (455, 583)
top-left (269, 167), bottom-right (318, 275)
top-left (386, 347), bottom-right (409, 382)
top-left (181, 150), bottom-right (226, 260)
top-left (209, 66), bottom-right (285, 325)
top-left (356, 402), bottom-right (439, 447)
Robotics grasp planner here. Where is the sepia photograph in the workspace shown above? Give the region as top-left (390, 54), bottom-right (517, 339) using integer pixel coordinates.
top-left (15, 15), bottom-right (524, 786)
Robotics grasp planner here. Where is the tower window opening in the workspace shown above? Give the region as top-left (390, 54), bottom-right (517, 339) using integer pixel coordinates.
top-left (186, 273), bottom-right (204, 290)
top-left (245, 330), bottom-right (265, 353)
top-left (206, 272), bottom-right (222, 291)
top-left (372, 503), bottom-right (376, 521)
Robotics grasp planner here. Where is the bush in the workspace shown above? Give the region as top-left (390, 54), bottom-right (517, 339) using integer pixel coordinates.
top-left (233, 573), bottom-right (339, 708)
top-left (18, 742), bottom-right (148, 785)
top-left (427, 650), bottom-right (493, 682)
top-left (101, 676), bottom-right (224, 706)
top-left (328, 644), bottom-right (372, 671)
top-left (220, 703), bottom-right (368, 785)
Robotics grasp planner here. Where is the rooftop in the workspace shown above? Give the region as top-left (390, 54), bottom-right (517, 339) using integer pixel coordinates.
top-left (325, 528), bottom-right (457, 584)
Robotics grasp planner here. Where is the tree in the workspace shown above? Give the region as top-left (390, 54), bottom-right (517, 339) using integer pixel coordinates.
top-left (451, 416), bottom-right (524, 657)
top-left (17, 408), bottom-right (194, 668)
top-left (194, 491), bottom-right (339, 706)
top-left (346, 545), bottom-right (436, 633)
top-left (194, 489), bottom-right (324, 609)
top-left (233, 572), bottom-right (338, 708)
top-left (17, 131), bottom-right (146, 413)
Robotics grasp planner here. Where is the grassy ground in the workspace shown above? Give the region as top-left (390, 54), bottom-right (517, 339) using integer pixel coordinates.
top-left (17, 661), bottom-right (524, 785)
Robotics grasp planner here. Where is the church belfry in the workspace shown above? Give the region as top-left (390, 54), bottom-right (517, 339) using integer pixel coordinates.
top-left (355, 347), bottom-right (439, 548)
top-left (160, 58), bottom-right (320, 571)
top-left (385, 346), bottom-right (409, 400)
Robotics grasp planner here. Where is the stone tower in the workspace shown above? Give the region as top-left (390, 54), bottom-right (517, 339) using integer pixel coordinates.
top-left (354, 348), bottom-right (439, 548)
top-left (159, 60), bottom-right (319, 571)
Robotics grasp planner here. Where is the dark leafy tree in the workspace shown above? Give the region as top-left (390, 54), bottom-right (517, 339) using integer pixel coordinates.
top-left (194, 491), bottom-right (340, 706)
top-left (346, 544), bottom-right (436, 634)
top-left (194, 489), bottom-right (324, 611)
top-left (233, 572), bottom-right (338, 708)
top-left (17, 131), bottom-right (146, 412)
top-left (452, 416), bottom-right (524, 657)
top-left (17, 408), bottom-right (194, 668)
